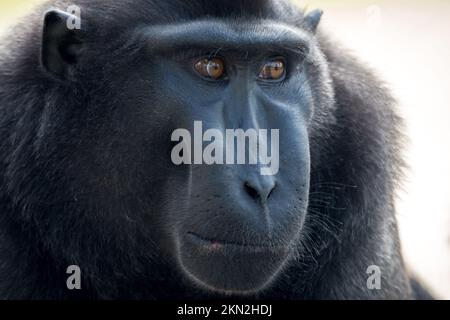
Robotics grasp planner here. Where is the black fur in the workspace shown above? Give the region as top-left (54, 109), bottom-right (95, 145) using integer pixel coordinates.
top-left (0, 0), bottom-right (415, 299)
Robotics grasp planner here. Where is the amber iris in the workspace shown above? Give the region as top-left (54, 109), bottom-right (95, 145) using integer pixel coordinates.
top-left (194, 58), bottom-right (226, 80)
top-left (258, 59), bottom-right (286, 81)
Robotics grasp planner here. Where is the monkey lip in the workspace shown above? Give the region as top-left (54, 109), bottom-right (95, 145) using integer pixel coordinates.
top-left (179, 232), bottom-right (293, 293)
top-left (186, 232), bottom-right (289, 254)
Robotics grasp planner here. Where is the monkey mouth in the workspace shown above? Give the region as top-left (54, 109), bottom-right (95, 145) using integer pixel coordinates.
top-left (178, 231), bottom-right (293, 293)
top-left (187, 232), bottom-right (289, 254)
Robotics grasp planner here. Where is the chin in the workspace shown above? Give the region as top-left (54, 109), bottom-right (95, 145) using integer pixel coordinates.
top-left (175, 231), bottom-right (294, 294)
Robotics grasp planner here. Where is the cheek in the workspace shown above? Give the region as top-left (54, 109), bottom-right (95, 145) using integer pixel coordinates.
top-left (277, 74), bottom-right (315, 121)
top-left (273, 139), bottom-right (311, 226)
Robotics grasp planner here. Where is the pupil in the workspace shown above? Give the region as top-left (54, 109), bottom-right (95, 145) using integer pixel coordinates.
top-left (207, 61), bottom-right (219, 76)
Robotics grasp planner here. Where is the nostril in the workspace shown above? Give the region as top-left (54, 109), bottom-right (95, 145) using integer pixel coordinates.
top-left (244, 181), bottom-right (277, 201)
top-left (267, 183), bottom-right (276, 199)
top-left (244, 182), bottom-right (260, 200)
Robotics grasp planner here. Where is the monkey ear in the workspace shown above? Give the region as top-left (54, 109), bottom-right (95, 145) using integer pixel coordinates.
top-left (303, 9), bottom-right (323, 33)
top-left (41, 9), bottom-right (82, 79)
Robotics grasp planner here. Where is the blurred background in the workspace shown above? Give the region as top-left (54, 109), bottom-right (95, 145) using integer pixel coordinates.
top-left (0, 0), bottom-right (449, 299)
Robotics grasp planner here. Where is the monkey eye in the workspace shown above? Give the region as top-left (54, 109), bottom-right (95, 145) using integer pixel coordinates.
top-left (194, 57), bottom-right (226, 80)
top-left (258, 58), bottom-right (286, 81)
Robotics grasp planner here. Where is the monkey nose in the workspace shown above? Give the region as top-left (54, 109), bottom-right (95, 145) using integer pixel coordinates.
top-left (243, 179), bottom-right (276, 202)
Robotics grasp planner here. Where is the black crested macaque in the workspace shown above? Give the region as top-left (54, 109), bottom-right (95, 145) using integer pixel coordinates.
top-left (0, 0), bottom-right (424, 299)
